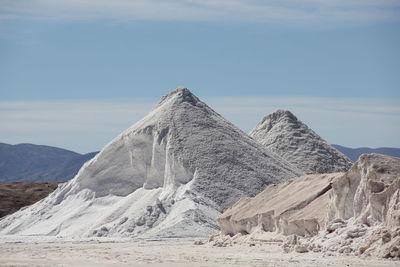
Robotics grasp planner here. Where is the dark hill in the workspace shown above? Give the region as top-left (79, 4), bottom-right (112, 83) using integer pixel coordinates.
top-left (0, 143), bottom-right (98, 182)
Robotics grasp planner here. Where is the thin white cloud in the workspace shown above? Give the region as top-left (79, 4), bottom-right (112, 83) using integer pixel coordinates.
top-left (0, 97), bottom-right (399, 153)
top-left (0, 0), bottom-right (399, 23)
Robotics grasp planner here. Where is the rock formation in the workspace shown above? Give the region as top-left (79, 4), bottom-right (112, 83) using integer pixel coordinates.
top-left (218, 172), bottom-right (341, 237)
top-left (217, 153), bottom-right (400, 259)
top-left (0, 88), bottom-right (301, 238)
top-left (250, 109), bottom-right (352, 174)
top-left (312, 153), bottom-right (400, 259)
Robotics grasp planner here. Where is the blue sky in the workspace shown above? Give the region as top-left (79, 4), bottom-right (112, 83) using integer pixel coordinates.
top-left (0, 0), bottom-right (399, 152)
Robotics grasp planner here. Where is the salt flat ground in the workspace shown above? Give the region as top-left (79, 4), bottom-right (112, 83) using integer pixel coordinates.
top-left (0, 237), bottom-right (397, 267)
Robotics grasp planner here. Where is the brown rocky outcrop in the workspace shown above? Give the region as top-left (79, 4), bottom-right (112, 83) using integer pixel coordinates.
top-left (0, 182), bottom-right (59, 218)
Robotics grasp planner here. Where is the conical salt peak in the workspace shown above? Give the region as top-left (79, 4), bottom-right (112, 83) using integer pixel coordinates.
top-left (260, 109), bottom-right (298, 125)
top-left (156, 87), bottom-right (200, 108)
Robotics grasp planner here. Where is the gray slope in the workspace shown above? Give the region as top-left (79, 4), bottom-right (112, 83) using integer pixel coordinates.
top-left (250, 110), bottom-right (352, 174)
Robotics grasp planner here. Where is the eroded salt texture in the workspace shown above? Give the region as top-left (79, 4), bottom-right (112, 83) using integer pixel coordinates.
top-left (250, 109), bottom-right (352, 174)
top-left (0, 88), bottom-right (302, 238)
top-left (216, 153), bottom-right (400, 259)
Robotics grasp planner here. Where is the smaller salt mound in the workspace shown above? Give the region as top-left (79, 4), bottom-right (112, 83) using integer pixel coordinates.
top-left (250, 109), bottom-right (352, 174)
top-left (218, 172), bottom-right (341, 237)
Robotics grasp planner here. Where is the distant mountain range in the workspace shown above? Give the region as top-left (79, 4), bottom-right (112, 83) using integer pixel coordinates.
top-left (0, 143), bottom-right (98, 183)
top-left (0, 142), bottom-right (399, 183)
top-left (332, 145), bottom-right (400, 162)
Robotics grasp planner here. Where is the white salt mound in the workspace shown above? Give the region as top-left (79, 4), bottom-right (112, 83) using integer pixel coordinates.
top-left (0, 88), bottom-right (301, 238)
top-left (250, 109), bottom-right (352, 174)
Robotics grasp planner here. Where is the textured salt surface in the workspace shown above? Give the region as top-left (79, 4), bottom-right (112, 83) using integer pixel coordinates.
top-left (250, 109), bottom-right (352, 174)
top-left (0, 88), bottom-right (301, 238)
top-left (218, 172), bottom-right (342, 237)
top-left (308, 154), bottom-right (400, 259)
top-left (1, 237), bottom-right (399, 267)
top-left (217, 153), bottom-right (400, 259)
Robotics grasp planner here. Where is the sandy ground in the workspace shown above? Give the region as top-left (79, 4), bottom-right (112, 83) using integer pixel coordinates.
top-left (0, 237), bottom-right (398, 267)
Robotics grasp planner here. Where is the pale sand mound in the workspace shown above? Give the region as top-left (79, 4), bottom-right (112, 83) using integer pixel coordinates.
top-left (218, 172), bottom-right (341, 237)
top-left (217, 153), bottom-right (400, 259)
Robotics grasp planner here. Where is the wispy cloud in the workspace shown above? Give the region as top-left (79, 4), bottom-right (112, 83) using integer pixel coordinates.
top-left (1, 0), bottom-right (399, 23)
top-left (0, 97), bottom-right (399, 153)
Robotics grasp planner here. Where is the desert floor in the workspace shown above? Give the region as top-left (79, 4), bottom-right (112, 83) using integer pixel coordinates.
top-left (0, 237), bottom-right (398, 267)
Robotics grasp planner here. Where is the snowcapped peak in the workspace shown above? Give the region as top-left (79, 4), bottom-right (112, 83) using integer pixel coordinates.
top-left (250, 109), bottom-right (352, 174)
top-left (156, 87), bottom-right (200, 108)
